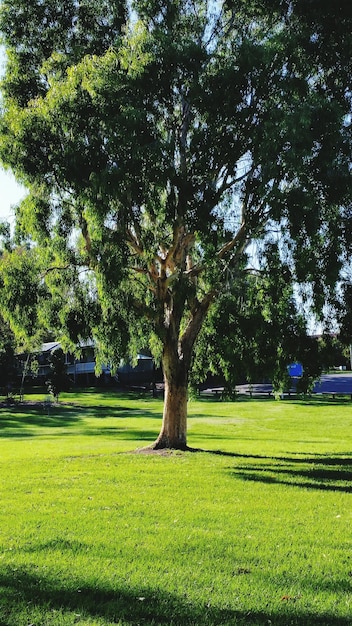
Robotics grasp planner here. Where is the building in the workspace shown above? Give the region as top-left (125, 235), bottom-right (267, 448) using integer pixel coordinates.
top-left (17, 342), bottom-right (156, 388)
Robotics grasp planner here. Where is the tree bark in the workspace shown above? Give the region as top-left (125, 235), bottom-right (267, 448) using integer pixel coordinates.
top-left (153, 339), bottom-right (189, 450)
top-left (151, 291), bottom-right (215, 450)
top-left (154, 377), bottom-right (188, 449)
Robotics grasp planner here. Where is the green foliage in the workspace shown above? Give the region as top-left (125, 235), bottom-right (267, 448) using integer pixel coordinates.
top-left (191, 244), bottom-right (305, 392)
top-left (191, 234), bottom-right (351, 393)
top-left (0, 1), bottom-right (351, 412)
top-left (337, 282), bottom-right (352, 347)
top-left (0, 0), bottom-right (127, 104)
top-left (0, 315), bottom-right (16, 392)
top-left (0, 247), bottom-right (43, 346)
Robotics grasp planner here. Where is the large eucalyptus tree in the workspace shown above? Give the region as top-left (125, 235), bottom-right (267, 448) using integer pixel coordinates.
top-left (0, 0), bottom-right (351, 448)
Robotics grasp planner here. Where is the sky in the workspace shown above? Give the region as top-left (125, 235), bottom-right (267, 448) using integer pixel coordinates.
top-left (0, 46), bottom-right (28, 225)
top-left (0, 41), bottom-right (27, 224)
top-left (0, 168), bottom-right (27, 225)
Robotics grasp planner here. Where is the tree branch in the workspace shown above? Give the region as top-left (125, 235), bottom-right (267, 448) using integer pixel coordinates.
top-left (180, 289), bottom-right (216, 365)
top-left (217, 222), bottom-right (247, 259)
top-left (126, 227), bottom-right (144, 256)
top-left (40, 264), bottom-right (71, 279)
top-left (216, 164), bottom-right (254, 198)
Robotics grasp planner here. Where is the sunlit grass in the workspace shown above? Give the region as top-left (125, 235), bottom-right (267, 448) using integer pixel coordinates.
top-left (0, 391), bottom-right (351, 624)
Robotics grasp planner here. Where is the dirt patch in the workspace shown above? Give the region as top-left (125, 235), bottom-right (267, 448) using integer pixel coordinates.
top-left (132, 445), bottom-right (202, 455)
top-left (133, 447), bottom-right (176, 456)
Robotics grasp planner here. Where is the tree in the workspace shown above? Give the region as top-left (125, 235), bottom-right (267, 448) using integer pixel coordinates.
top-left (0, 222), bottom-right (40, 398)
top-left (292, 334), bottom-right (347, 395)
top-left (0, 315), bottom-right (16, 397)
top-left (0, 1), bottom-right (351, 448)
top-left (191, 243), bottom-right (351, 397)
top-left (190, 243), bottom-right (309, 396)
top-left (46, 346), bottom-right (69, 402)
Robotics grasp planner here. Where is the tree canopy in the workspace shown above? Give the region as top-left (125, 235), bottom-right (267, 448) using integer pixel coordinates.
top-left (0, 0), bottom-right (351, 448)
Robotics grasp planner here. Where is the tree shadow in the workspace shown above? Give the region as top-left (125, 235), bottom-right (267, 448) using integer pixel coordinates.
top-left (0, 566), bottom-right (350, 626)
top-left (0, 405), bottom-right (80, 435)
top-left (0, 403), bottom-right (161, 440)
top-left (194, 394), bottom-right (352, 407)
top-left (210, 450), bottom-right (352, 493)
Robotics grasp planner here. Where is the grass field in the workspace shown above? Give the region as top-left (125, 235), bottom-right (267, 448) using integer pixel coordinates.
top-left (0, 390), bottom-right (351, 625)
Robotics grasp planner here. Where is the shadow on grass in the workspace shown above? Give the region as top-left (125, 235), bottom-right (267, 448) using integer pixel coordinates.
top-left (0, 403), bottom-right (161, 441)
top-left (216, 451), bottom-right (352, 493)
top-left (195, 394), bottom-right (352, 408)
top-left (0, 566), bottom-right (350, 626)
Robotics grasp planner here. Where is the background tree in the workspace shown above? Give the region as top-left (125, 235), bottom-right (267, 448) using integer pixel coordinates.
top-left (0, 1), bottom-right (351, 448)
top-left (45, 346), bottom-right (69, 402)
top-left (0, 246), bottom-right (43, 345)
top-left (0, 315), bottom-right (16, 398)
top-left (191, 242), bottom-right (350, 397)
top-left (190, 243), bottom-right (308, 396)
top-left (293, 334), bottom-right (347, 395)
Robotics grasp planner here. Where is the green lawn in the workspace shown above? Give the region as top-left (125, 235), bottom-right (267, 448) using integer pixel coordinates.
top-left (0, 390), bottom-right (351, 625)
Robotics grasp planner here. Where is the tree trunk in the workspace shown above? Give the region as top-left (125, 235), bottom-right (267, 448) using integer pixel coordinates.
top-left (150, 283), bottom-right (215, 450)
top-left (153, 341), bottom-right (189, 450)
top-left (154, 378), bottom-right (188, 449)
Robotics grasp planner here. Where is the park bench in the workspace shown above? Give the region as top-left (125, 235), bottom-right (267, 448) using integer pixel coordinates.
top-left (321, 391), bottom-right (352, 401)
top-left (211, 388), bottom-right (225, 399)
